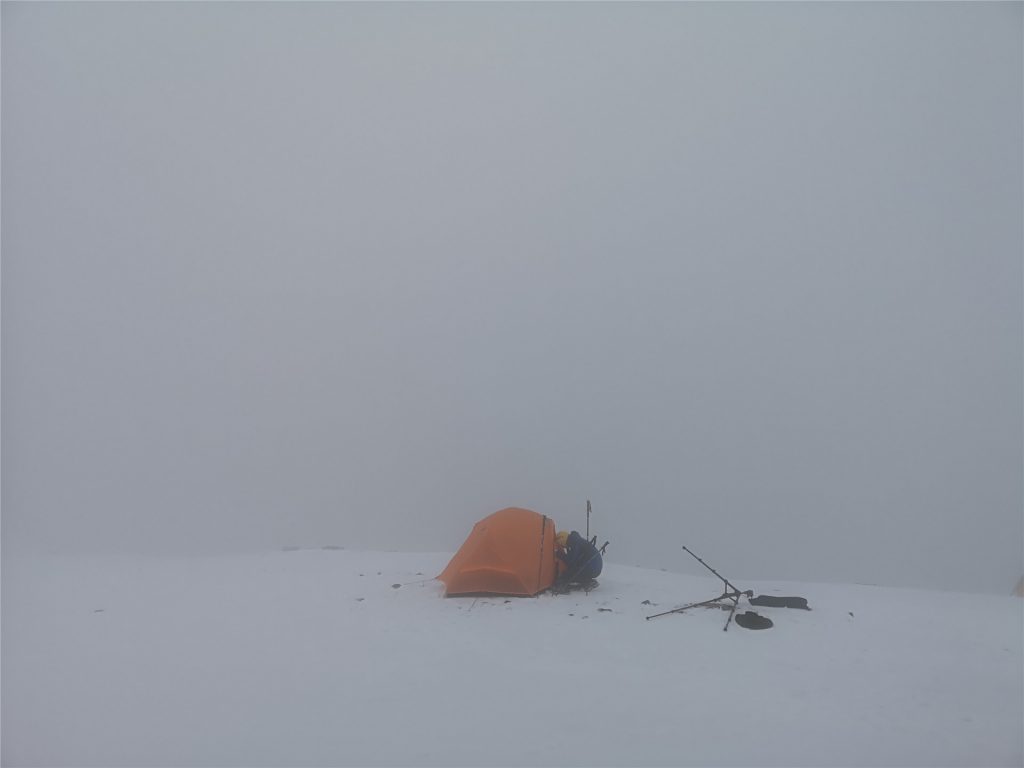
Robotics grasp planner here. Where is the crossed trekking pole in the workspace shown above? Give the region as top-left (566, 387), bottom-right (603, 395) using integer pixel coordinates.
top-left (646, 546), bottom-right (753, 631)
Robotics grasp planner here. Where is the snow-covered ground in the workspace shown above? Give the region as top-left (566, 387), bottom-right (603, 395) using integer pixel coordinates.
top-left (3, 549), bottom-right (1021, 767)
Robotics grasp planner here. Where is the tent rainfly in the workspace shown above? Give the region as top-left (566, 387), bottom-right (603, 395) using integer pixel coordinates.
top-left (437, 507), bottom-right (558, 597)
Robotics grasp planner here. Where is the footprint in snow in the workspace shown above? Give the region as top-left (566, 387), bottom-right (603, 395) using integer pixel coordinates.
top-left (392, 584), bottom-right (402, 589)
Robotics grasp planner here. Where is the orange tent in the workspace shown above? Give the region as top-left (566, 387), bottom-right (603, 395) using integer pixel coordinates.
top-left (437, 507), bottom-right (558, 596)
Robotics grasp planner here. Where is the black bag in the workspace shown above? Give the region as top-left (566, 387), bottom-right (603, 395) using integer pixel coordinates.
top-left (734, 611), bottom-right (774, 630)
top-left (749, 595), bottom-right (811, 610)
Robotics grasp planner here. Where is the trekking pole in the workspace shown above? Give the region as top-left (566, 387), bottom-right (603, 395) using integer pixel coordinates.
top-left (646, 547), bottom-right (753, 628)
top-left (682, 546), bottom-right (752, 631)
top-left (682, 546), bottom-right (750, 598)
top-left (586, 499), bottom-right (591, 541)
top-left (645, 590), bottom-right (739, 620)
top-left (722, 593), bottom-right (741, 632)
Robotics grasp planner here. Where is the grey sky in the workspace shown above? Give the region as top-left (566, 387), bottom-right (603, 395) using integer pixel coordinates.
top-left (2, 2), bottom-right (1021, 593)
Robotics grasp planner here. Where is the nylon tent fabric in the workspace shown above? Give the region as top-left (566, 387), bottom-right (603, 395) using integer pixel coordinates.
top-left (437, 508), bottom-right (557, 596)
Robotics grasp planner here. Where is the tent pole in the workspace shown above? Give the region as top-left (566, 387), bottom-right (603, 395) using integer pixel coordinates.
top-left (536, 515), bottom-right (548, 594)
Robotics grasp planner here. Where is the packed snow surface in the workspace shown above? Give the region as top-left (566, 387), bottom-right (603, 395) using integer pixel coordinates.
top-left (3, 549), bottom-right (1021, 766)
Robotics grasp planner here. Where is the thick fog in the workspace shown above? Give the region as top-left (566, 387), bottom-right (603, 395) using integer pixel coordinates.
top-left (2, 2), bottom-right (1021, 593)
